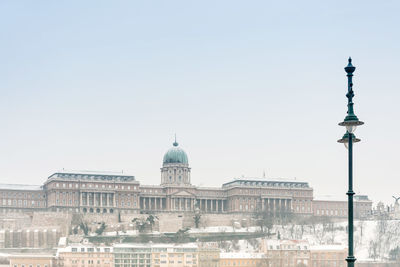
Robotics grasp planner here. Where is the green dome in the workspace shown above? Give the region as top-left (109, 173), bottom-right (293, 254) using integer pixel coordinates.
top-left (163, 142), bottom-right (188, 164)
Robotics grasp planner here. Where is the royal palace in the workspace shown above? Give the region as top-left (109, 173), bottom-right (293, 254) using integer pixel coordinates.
top-left (0, 140), bottom-right (372, 218)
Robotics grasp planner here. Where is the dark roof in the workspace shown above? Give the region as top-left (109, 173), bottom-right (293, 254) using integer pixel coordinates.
top-left (222, 179), bottom-right (310, 189)
top-left (48, 172), bottom-right (135, 182)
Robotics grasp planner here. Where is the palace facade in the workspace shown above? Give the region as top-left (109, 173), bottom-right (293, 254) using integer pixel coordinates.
top-left (0, 141), bottom-right (371, 218)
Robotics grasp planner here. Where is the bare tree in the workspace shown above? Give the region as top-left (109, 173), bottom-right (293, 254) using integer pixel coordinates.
top-left (95, 222), bottom-right (106, 235)
top-left (146, 214), bottom-right (158, 232)
top-left (79, 222), bottom-right (90, 236)
top-left (193, 213), bottom-right (201, 228)
top-left (369, 240), bottom-right (379, 261)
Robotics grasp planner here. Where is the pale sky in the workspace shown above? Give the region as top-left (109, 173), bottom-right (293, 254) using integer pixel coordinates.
top-left (1, 1), bottom-right (399, 205)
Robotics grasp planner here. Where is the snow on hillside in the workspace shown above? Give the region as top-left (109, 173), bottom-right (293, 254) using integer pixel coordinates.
top-left (187, 219), bottom-right (400, 261)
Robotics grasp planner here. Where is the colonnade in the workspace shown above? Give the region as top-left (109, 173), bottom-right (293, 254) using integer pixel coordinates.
top-left (139, 197), bottom-right (226, 212)
top-left (80, 192), bottom-right (115, 207)
top-left (261, 198), bottom-right (292, 214)
top-left (140, 197), bottom-right (166, 210)
top-left (198, 199), bottom-right (225, 213)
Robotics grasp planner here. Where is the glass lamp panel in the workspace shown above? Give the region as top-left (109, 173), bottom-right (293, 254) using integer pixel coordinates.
top-left (346, 125), bottom-right (357, 134)
top-left (344, 142), bottom-right (349, 149)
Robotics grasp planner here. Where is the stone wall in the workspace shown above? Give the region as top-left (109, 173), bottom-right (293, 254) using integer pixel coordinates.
top-left (0, 212), bottom-right (33, 230)
top-left (0, 229), bottom-right (61, 248)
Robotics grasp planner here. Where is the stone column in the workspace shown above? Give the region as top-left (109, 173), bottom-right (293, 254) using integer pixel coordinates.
top-left (272, 198), bottom-right (275, 214)
top-left (222, 200), bottom-right (225, 212)
top-left (216, 200), bottom-right (219, 212)
top-left (205, 199), bottom-right (208, 212)
top-left (100, 193), bottom-right (103, 207)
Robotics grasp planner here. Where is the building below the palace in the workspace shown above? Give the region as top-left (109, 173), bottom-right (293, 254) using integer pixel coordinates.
top-left (8, 241), bottom-right (349, 267)
top-left (0, 141), bottom-right (372, 219)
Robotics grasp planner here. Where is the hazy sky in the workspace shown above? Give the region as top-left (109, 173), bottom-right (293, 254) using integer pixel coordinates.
top-left (1, 1), bottom-right (399, 205)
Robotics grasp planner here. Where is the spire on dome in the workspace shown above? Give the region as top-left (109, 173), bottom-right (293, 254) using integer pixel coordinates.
top-left (173, 134), bottom-right (178, 147)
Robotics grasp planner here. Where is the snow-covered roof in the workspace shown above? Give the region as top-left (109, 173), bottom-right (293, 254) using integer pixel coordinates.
top-left (314, 195), bottom-right (347, 202)
top-left (264, 239), bottom-right (310, 250)
top-left (57, 245), bottom-right (113, 253)
top-left (48, 171), bottom-right (136, 182)
top-left (223, 179), bottom-right (310, 189)
top-left (310, 245), bottom-right (347, 251)
top-left (114, 243), bottom-right (198, 249)
top-left (0, 184), bottom-right (42, 191)
top-left (8, 254), bottom-right (54, 258)
top-left (315, 194), bottom-right (371, 202)
top-left (220, 252), bottom-right (265, 259)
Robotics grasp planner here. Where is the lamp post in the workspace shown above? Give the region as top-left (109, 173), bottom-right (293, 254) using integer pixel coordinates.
top-left (337, 58), bottom-right (364, 267)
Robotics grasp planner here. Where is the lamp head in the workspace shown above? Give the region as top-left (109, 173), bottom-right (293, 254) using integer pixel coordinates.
top-left (345, 57), bottom-right (356, 74)
top-left (339, 119), bottom-right (364, 133)
top-left (337, 131), bottom-right (360, 149)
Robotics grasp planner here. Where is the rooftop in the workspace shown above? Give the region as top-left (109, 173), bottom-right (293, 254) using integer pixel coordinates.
top-left (220, 252), bottom-right (265, 259)
top-left (222, 179), bottom-right (310, 189)
top-left (315, 194), bottom-right (371, 202)
top-left (114, 243), bottom-right (198, 249)
top-left (48, 171), bottom-right (136, 182)
top-left (0, 184), bottom-right (42, 191)
top-left (310, 245), bottom-right (347, 251)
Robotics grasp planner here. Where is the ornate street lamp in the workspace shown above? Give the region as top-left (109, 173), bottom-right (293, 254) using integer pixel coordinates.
top-left (338, 58), bottom-right (364, 267)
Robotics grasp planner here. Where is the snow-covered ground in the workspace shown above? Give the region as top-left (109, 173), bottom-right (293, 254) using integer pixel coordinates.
top-left (186, 219), bottom-right (400, 261)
